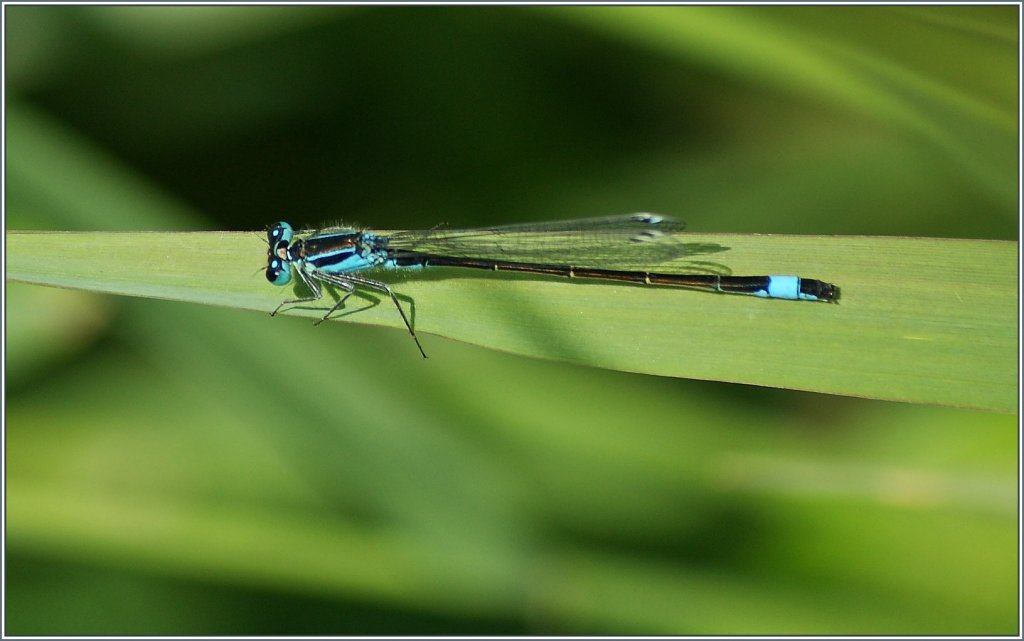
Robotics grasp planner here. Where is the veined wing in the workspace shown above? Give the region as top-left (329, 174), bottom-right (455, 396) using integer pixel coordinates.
top-left (375, 214), bottom-right (730, 272)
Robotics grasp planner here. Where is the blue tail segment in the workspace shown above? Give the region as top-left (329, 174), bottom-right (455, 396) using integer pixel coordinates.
top-left (760, 275), bottom-right (838, 301)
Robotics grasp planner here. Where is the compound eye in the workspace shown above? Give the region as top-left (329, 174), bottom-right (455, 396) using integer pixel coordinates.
top-left (268, 221), bottom-right (294, 246)
top-left (266, 258), bottom-right (292, 286)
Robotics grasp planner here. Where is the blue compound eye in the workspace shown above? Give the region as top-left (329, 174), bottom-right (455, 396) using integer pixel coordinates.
top-left (268, 221), bottom-right (294, 246)
top-left (266, 258), bottom-right (292, 286)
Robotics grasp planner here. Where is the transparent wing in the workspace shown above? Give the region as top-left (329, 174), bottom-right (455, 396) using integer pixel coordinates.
top-left (374, 214), bottom-right (730, 272)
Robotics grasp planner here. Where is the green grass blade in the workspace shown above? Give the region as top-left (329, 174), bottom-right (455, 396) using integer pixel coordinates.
top-left (7, 229), bottom-right (1016, 411)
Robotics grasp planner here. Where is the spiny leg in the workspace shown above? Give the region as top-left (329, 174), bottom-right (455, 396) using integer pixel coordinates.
top-left (276, 269), bottom-right (357, 325)
top-left (315, 271), bottom-right (427, 359)
top-left (312, 277), bottom-right (357, 326)
top-left (271, 269), bottom-right (325, 316)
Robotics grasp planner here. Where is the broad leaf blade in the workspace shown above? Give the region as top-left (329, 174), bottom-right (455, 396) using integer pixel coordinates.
top-left (7, 229), bottom-right (1016, 412)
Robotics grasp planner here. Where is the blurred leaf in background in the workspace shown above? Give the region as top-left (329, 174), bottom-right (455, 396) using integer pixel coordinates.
top-left (4, 5), bottom-right (1018, 635)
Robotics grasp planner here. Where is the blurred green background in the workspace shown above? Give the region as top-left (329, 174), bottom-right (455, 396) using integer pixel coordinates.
top-left (5, 5), bottom-right (1018, 635)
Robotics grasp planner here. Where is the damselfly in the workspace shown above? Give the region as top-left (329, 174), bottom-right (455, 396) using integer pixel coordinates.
top-left (265, 214), bottom-right (839, 358)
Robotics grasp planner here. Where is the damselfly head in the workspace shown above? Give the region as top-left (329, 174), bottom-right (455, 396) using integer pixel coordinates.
top-left (265, 222), bottom-right (296, 286)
